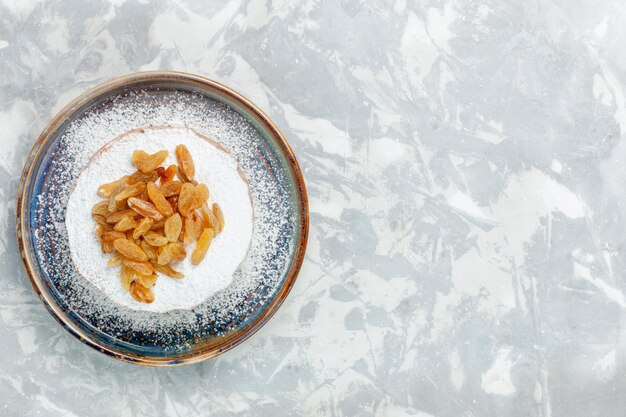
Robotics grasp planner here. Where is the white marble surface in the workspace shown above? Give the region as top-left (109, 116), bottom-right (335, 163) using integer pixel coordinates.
top-left (2, 0), bottom-right (626, 415)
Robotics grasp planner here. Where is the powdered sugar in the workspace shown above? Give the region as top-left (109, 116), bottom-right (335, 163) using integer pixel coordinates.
top-left (66, 127), bottom-right (253, 312)
top-left (29, 88), bottom-right (299, 348)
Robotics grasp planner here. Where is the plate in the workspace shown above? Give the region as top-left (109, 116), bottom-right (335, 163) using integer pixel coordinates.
top-left (16, 72), bottom-right (308, 366)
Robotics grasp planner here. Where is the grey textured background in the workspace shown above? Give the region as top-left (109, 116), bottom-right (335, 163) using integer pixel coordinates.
top-left (2, 0), bottom-right (626, 416)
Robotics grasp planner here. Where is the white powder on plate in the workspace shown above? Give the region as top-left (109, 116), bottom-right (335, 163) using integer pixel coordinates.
top-left (65, 127), bottom-right (253, 312)
top-left (31, 89), bottom-right (299, 347)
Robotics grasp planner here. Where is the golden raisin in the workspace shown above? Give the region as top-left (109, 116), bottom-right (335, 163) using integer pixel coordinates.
top-left (129, 170), bottom-right (159, 184)
top-left (102, 231), bottom-right (127, 242)
top-left (141, 240), bottom-right (157, 260)
top-left (132, 150), bottom-right (169, 173)
top-left (212, 203), bottom-right (224, 234)
top-left (175, 144), bottom-right (195, 181)
top-left (153, 263), bottom-right (185, 279)
top-left (113, 216), bottom-right (136, 232)
top-left (92, 214), bottom-right (109, 227)
top-left (143, 231), bottom-right (168, 247)
top-left (184, 214), bottom-right (195, 245)
top-left (150, 219), bottom-right (166, 231)
top-left (167, 196), bottom-right (178, 213)
top-left (98, 181), bottom-right (118, 198)
top-left (164, 213), bottom-right (182, 242)
top-left (108, 253), bottom-right (123, 267)
top-left (114, 182), bottom-right (146, 201)
top-left (120, 265), bottom-right (135, 291)
top-left (192, 228), bottom-right (214, 265)
top-left (96, 221), bottom-right (113, 232)
top-left (137, 273), bottom-right (158, 287)
top-left (129, 281), bottom-right (155, 303)
top-left (101, 238), bottom-right (114, 254)
top-left (111, 199), bottom-right (128, 215)
top-left (106, 209), bottom-right (137, 224)
top-left (123, 259), bottom-right (154, 275)
top-left (192, 211), bottom-right (204, 240)
top-left (113, 238), bottom-right (147, 261)
top-left (167, 242), bottom-right (186, 262)
top-left (177, 183), bottom-right (196, 216)
top-left (194, 184), bottom-right (209, 207)
top-left (201, 203), bottom-right (215, 230)
top-left (92, 201), bottom-right (110, 217)
top-left (108, 182), bottom-right (128, 212)
top-left (139, 188), bottom-right (149, 201)
top-left (133, 217), bottom-right (153, 239)
top-left (162, 165), bottom-right (177, 183)
top-left (161, 180), bottom-right (182, 197)
top-left (95, 225), bottom-right (106, 238)
top-left (157, 245), bottom-right (172, 265)
top-left (128, 197), bottom-right (164, 220)
top-left (146, 182), bottom-right (174, 217)
top-left (98, 176), bottom-right (129, 198)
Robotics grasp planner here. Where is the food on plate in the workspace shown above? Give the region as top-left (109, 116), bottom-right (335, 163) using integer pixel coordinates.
top-left (92, 145), bottom-right (224, 303)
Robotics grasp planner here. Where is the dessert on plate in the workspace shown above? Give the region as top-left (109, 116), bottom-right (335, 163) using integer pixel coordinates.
top-left (66, 127), bottom-right (253, 312)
